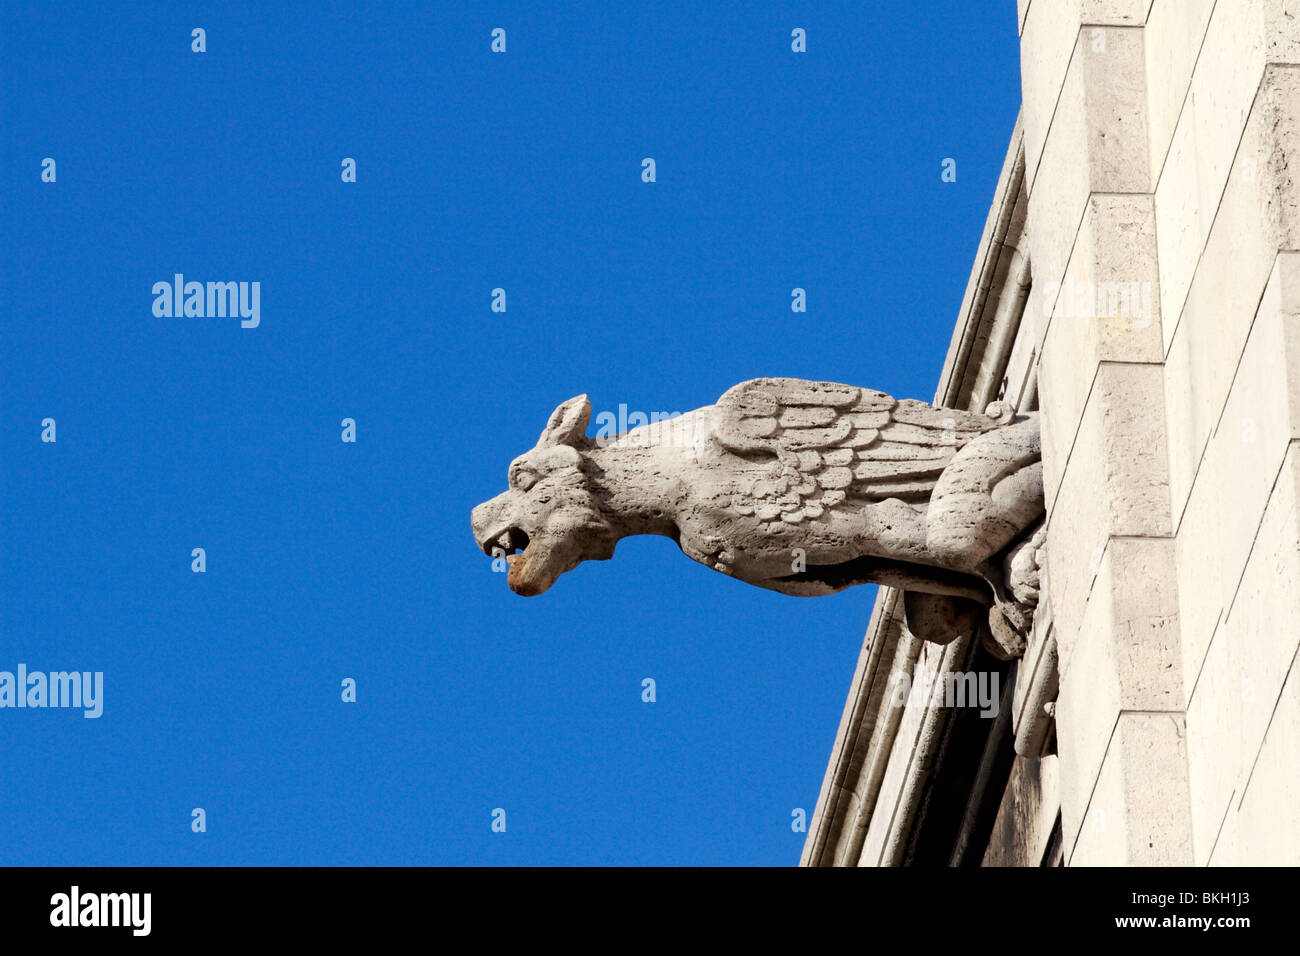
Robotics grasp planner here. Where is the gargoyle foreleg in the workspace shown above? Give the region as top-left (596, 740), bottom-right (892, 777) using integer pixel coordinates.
top-left (924, 415), bottom-right (1044, 572)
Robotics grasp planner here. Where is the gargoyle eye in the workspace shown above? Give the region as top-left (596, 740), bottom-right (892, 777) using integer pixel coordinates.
top-left (510, 466), bottom-right (538, 491)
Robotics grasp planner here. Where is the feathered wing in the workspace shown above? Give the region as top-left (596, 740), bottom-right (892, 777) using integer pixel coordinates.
top-left (713, 377), bottom-right (1005, 524)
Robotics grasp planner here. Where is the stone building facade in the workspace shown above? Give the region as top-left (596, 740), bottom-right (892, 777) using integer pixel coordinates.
top-left (803, 0), bottom-right (1300, 866)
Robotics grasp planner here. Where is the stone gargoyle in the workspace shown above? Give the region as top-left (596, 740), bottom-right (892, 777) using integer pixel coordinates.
top-left (471, 378), bottom-right (1045, 658)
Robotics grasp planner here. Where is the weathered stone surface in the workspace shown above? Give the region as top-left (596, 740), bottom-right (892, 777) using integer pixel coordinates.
top-left (1170, 464), bottom-right (1222, 705)
top-left (1162, 68), bottom-right (1300, 517)
top-left (1144, 0), bottom-right (1216, 181)
top-left (1210, 256), bottom-right (1300, 606)
top-left (472, 378), bottom-right (1046, 647)
top-left (1070, 712), bottom-right (1194, 865)
top-left (1012, 617), bottom-right (1059, 759)
top-left (859, 636), bottom-right (967, 866)
top-left (1020, 3), bottom-right (1151, 195)
top-left (1185, 444), bottom-right (1300, 863)
top-left (1044, 362), bottom-right (1173, 677)
top-left (1025, 24), bottom-right (1150, 316)
top-left (1171, 256), bottom-right (1300, 835)
top-left (1038, 195), bottom-right (1164, 509)
top-left (1210, 656), bottom-right (1300, 865)
top-left (901, 591), bottom-right (982, 647)
top-left (1056, 536), bottom-right (1184, 852)
top-left (983, 754), bottom-right (1061, 866)
top-left (1154, 10), bottom-right (1300, 355)
top-left (1021, 2), bottom-right (1300, 870)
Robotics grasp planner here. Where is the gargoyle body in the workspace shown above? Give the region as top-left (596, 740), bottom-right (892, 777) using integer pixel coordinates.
top-left (471, 378), bottom-right (1045, 656)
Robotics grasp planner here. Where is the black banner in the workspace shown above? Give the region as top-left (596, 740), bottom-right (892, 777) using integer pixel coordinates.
top-left (0, 866), bottom-right (1278, 942)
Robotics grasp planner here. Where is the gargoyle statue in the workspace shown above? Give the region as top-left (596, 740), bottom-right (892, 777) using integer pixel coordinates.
top-left (471, 378), bottom-right (1045, 657)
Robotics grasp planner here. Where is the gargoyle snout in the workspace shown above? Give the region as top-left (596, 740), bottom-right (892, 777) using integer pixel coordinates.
top-left (471, 493), bottom-right (509, 553)
top-left (471, 491), bottom-right (533, 558)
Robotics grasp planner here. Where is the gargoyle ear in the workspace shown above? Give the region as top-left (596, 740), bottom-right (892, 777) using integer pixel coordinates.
top-left (539, 394), bottom-right (591, 448)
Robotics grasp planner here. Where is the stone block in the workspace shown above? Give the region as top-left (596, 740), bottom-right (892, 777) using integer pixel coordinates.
top-left (1143, 0), bottom-right (1217, 181)
top-left (1210, 659), bottom-right (1300, 865)
top-left (1056, 536), bottom-right (1182, 847)
top-left (1171, 443), bottom-right (1223, 700)
top-left (1185, 443), bottom-right (1300, 863)
top-left (1022, 4), bottom-right (1153, 191)
top-left (1044, 362), bottom-right (1172, 662)
top-left (1070, 711), bottom-right (1194, 865)
top-left (1039, 194), bottom-right (1163, 508)
top-left (1162, 67), bottom-right (1300, 518)
top-left (1213, 254), bottom-right (1300, 610)
top-left (1155, 15), bottom-right (1300, 355)
top-left (1025, 26), bottom-right (1150, 305)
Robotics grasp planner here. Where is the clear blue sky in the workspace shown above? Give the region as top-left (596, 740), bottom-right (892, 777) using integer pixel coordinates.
top-left (2, 1), bottom-right (1021, 865)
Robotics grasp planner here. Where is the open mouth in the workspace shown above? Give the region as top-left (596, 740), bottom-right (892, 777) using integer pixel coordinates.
top-left (485, 527), bottom-right (530, 558)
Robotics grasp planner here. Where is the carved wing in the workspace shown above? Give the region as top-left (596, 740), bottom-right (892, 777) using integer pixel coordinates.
top-left (713, 377), bottom-right (1006, 524)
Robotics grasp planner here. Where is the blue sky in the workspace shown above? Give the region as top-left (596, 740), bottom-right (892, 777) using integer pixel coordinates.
top-left (1, 1), bottom-right (1021, 865)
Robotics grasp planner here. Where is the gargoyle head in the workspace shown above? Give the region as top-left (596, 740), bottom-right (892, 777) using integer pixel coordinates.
top-left (471, 394), bottom-right (617, 596)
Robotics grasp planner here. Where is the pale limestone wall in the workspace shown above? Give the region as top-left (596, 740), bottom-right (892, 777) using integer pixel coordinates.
top-left (1022, 0), bottom-right (1300, 865)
